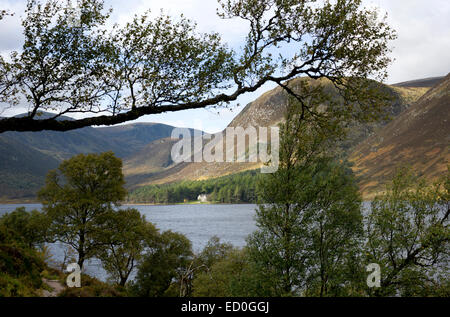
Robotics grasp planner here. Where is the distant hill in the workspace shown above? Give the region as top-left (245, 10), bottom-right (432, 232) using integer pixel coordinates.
top-left (350, 73), bottom-right (450, 198)
top-left (0, 136), bottom-right (59, 200)
top-left (123, 137), bottom-right (179, 186)
top-left (126, 77), bottom-right (431, 188)
top-left (0, 118), bottom-right (196, 200)
top-left (3, 120), bottom-right (181, 160)
top-left (392, 76), bottom-right (445, 88)
top-left (96, 123), bottom-right (180, 158)
top-left (3, 127), bottom-right (119, 162)
top-left (1, 74), bottom-right (446, 201)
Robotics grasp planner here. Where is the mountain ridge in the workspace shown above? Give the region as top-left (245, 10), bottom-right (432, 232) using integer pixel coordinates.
top-left (126, 77), bottom-right (433, 189)
top-left (0, 119), bottom-right (200, 200)
top-left (0, 74), bottom-right (447, 201)
top-left (392, 76), bottom-right (445, 88)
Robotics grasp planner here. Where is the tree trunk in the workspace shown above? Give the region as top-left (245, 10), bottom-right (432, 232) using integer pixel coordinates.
top-left (77, 253), bottom-right (85, 270)
top-left (119, 276), bottom-right (127, 287)
top-left (78, 231), bottom-right (86, 270)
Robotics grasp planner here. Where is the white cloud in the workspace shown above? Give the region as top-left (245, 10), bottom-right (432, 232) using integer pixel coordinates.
top-left (0, 1), bottom-right (26, 52)
top-left (364, 0), bottom-right (450, 83)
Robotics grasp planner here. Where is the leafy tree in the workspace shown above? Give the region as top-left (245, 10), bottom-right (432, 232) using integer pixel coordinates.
top-left (301, 160), bottom-right (364, 297)
top-left (192, 248), bottom-right (277, 297)
top-left (248, 158), bottom-right (363, 296)
top-left (195, 236), bottom-right (234, 271)
top-left (0, 0), bottom-right (395, 133)
top-left (0, 210), bottom-right (48, 297)
top-left (246, 90), bottom-right (366, 296)
top-left (128, 170), bottom-right (260, 204)
top-left (177, 236), bottom-right (235, 297)
top-left (0, 244), bottom-right (46, 297)
top-left (132, 231), bottom-right (193, 297)
top-left (38, 152), bottom-right (127, 269)
top-left (366, 167), bottom-right (450, 296)
top-left (96, 209), bottom-right (159, 287)
top-left (0, 207), bottom-right (50, 249)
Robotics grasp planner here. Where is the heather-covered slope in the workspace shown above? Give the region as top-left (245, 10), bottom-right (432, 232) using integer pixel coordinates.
top-left (128, 77), bottom-right (430, 188)
top-left (349, 74), bottom-right (450, 197)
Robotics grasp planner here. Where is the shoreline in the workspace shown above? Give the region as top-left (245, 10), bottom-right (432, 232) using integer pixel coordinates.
top-left (0, 201), bottom-right (40, 205)
top-left (0, 201), bottom-right (256, 206)
top-left (124, 202), bottom-right (256, 206)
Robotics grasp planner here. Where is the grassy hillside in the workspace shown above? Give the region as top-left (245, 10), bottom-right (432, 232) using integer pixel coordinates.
top-left (97, 123), bottom-right (179, 158)
top-left (127, 77), bottom-right (430, 188)
top-left (3, 120), bottom-right (179, 160)
top-left (350, 74), bottom-right (450, 198)
top-left (0, 120), bottom-right (184, 200)
top-left (0, 136), bottom-right (59, 200)
top-left (124, 137), bottom-right (179, 186)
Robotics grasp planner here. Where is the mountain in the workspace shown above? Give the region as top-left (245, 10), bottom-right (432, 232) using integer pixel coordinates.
top-left (3, 127), bottom-right (119, 161)
top-left (2, 120), bottom-right (180, 161)
top-left (0, 136), bottom-right (59, 200)
top-left (0, 119), bottom-right (191, 200)
top-left (96, 123), bottom-right (180, 158)
top-left (349, 73), bottom-right (450, 198)
top-left (123, 137), bottom-right (179, 186)
top-left (392, 76), bottom-right (445, 88)
top-left (0, 74), bottom-right (445, 201)
top-left (125, 77), bottom-right (432, 188)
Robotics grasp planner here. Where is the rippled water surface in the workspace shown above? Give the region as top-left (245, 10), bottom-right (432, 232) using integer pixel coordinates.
top-left (0, 203), bottom-right (258, 280)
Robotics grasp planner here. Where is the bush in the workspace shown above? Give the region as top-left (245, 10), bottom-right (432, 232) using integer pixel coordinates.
top-left (192, 248), bottom-right (277, 297)
top-left (0, 207), bottom-right (49, 248)
top-left (58, 274), bottom-right (127, 297)
top-left (0, 243), bottom-right (45, 296)
top-left (131, 231), bottom-right (193, 297)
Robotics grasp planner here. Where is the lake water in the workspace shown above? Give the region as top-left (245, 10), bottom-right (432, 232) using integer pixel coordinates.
top-left (0, 203), bottom-right (258, 281)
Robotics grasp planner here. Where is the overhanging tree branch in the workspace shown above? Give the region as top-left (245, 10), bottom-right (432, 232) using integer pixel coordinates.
top-left (0, 0), bottom-right (396, 133)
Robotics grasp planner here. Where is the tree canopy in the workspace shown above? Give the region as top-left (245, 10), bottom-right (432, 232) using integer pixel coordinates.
top-left (366, 167), bottom-right (449, 296)
top-left (38, 151), bottom-right (126, 268)
top-left (127, 170), bottom-right (259, 204)
top-left (0, 0), bottom-right (395, 132)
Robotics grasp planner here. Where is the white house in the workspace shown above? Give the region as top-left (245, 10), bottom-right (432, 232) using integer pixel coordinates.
top-left (197, 194), bottom-right (208, 203)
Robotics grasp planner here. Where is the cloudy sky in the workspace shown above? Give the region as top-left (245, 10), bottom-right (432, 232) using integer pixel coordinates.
top-left (1, 0), bottom-right (449, 133)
